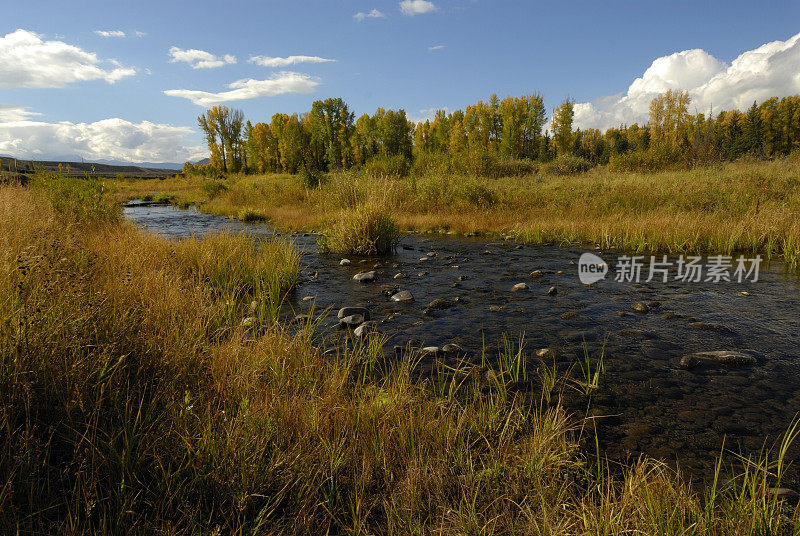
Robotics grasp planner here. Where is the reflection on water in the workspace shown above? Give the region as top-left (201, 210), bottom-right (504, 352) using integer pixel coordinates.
top-left (125, 202), bottom-right (800, 483)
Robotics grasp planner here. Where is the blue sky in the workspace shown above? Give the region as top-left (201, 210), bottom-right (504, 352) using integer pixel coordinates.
top-left (1, 1), bottom-right (799, 163)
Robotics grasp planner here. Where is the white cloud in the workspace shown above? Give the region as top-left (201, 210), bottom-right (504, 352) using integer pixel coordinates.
top-left (574, 32), bottom-right (800, 131)
top-left (168, 46), bottom-right (236, 69)
top-left (0, 29), bottom-right (135, 88)
top-left (248, 54), bottom-right (336, 67)
top-left (94, 30), bottom-right (126, 38)
top-left (0, 104), bottom-right (41, 122)
top-left (409, 106), bottom-right (449, 123)
top-left (0, 118), bottom-right (206, 162)
top-left (135, 30), bottom-right (146, 38)
top-left (163, 72), bottom-right (319, 107)
top-left (428, 45), bottom-right (446, 51)
top-left (399, 0), bottom-right (437, 16)
top-left (354, 8), bottom-right (386, 21)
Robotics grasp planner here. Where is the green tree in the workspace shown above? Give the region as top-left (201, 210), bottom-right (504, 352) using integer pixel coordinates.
top-left (198, 105), bottom-right (245, 173)
top-left (648, 89), bottom-right (690, 149)
top-left (552, 98), bottom-right (575, 156)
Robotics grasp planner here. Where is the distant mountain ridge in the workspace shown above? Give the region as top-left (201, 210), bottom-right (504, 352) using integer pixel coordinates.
top-left (0, 156), bottom-right (182, 178)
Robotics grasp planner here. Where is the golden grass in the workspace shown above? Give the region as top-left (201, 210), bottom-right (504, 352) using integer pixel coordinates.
top-left (7, 175), bottom-right (798, 533)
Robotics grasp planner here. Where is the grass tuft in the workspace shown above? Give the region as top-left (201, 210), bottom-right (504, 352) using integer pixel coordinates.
top-left (320, 203), bottom-right (400, 255)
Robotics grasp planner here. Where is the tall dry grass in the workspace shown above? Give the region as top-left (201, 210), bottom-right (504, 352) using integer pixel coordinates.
top-left (10, 174), bottom-right (797, 534)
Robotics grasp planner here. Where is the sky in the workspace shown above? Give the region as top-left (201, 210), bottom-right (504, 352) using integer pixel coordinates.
top-left (0, 0), bottom-right (799, 164)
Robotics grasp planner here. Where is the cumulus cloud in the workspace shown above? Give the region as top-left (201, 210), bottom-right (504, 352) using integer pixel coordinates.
top-left (168, 46), bottom-right (236, 69)
top-left (0, 118), bottom-right (206, 162)
top-left (354, 8), bottom-right (386, 21)
top-left (0, 104), bottom-right (41, 122)
top-left (94, 30), bottom-right (126, 38)
top-left (163, 72), bottom-right (319, 107)
top-left (0, 29), bottom-right (135, 88)
top-left (574, 32), bottom-right (800, 131)
top-left (248, 54), bottom-right (336, 67)
top-left (428, 45), bottom-right (445, 51)
top-left (399, 0), bottom-right (437, 15)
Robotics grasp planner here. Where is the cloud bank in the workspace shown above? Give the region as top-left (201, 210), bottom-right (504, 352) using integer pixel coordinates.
top-left (0, 29), bottom-right (135, 88)
top-left (0, 104), bottom-right (41, 122)
top-left (0, 118), bottom-right (206, 163)
top-left (248, 55), bottom-right (336, 67)
top-left (574, 32), bottom-right (800, 131)
top-left (164, 72), bottom-right (319, 106)
top-left (168, 46), bottom-right (236, 69)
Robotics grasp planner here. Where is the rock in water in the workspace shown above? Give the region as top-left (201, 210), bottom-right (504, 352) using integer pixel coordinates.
top-left (442, 343), bottom-right (464, 354)
top-left (338, 307), bottom-right (370, 321)
top-left (391, 290), bottom-right (414, 302)
top-left (424, 298), bottom-right (452, 314)
top-left (353, 271), bottom-right (375, 282)
top-left (530, 270), bottom-right (544, 278)
top-left (680, 350), bottom-right (757, 370)
top-left (339, 314), bottom-right (365, 329)
top-left (547, 286), bottom-right (558, 296)
top-left (537, 348), bottom-right (557, 360)
top-left (421, 346), bottom-right (440, 356)
top-left (354, 322), bottom-right (377, 337)
top-left (512, 283), bottom-right (528, 292)
top-left (631, 302), bottom-right (650, 313)
top-left (340, 258), bottom-right (351, 266)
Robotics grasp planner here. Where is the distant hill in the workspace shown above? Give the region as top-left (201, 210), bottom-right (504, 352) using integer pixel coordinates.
top-left (0, 156), bottom-right (182, 179)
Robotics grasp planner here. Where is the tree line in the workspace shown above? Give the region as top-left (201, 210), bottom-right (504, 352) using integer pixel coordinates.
top-left (186, 90), bottom-right (800, 177)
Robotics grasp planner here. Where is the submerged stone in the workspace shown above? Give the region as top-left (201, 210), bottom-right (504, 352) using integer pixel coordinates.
top-left (353, 270), bottom-right (375, 282)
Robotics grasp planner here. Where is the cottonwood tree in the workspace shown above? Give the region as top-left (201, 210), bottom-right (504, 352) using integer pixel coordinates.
top-left (198, 106), bottom-right (245, 173)
top-left (648, 89), bottom-right (690, 150)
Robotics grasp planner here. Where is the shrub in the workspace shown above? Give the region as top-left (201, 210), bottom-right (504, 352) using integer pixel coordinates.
top-left (364, 154), bottom-right (410, 178)
top-left (545, 155), bottom-right (593, 175)
top-left (299, 165), bottom-right (325, 189)
top-left (32, 171), bottom-right (119, 223)
top-left (459, 180), bottom-right (498, 209)
top-left (200, 179), bottom-right (228, 199)
top-left (491, 157), bottom-right (538, 177)
top-left (319, 204), bottom-right (399, 255)
top-left (608, 146), bottom-right (685, 172)
top-left (237, 208), bottom-right (267, 223)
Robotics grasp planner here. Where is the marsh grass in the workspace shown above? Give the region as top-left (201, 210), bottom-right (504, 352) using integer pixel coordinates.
top-left (7, 175), bottom-right (799, 534)
top-left (319, 203), bottom-right (400, 255)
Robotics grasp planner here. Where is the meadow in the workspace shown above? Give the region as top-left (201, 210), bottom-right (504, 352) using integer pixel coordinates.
top-left (110, 155), bottom-right (800, 263)
top-left (0, 170), bottom-right (798, 533)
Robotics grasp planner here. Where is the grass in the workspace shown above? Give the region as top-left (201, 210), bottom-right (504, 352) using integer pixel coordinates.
top-left (107, 154), bottom-right (800, 264)
top-left (319, 203), bottom-right (400, 255)
top-left (2, 174), bottom-right (799, 533)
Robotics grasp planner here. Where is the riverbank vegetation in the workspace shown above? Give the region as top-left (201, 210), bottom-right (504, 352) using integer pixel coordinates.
top-left (106, 90), bottom-right (800, 262)
top-left (110, 154), bottom-right (800, 264)
top-left (184, 91), bottom-right (800, 178)
top-left (2, 173), bottom-right (799, 534)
